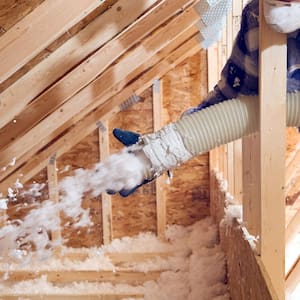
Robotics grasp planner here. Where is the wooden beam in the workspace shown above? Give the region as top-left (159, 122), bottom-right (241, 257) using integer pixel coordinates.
top-left (49, 250), bottom-right (172, 264)
top-left (0, 0), bottom-right (159, 130)
top-left (98, 121), bottom-right (113, 244)
top-left (153, 79), bottom-right (167, 239)
top-left (242, 133), bottom-right (260, 233)
top-left (0, 270), bottom-right (161, 284)
top-left (258, 1), bottom-right (286, 298)
top-left (47, 154), bottom-right (61, 243)
top-left (0, 0), bottom-right (103, 84)
top-left (286, 208), bottom-right (300, 248)
top-left (0, 5), bottom-right (200, 181)
top-left (242, 3), bottom-right (286, 298)
top-left (106, 252), bottom-right (171, 265)
top-left (0, 295), bottom-right (144, 300)
top-left (231, 0), bottom-right (243, 204)
top-left (0, 33), bottom-right (200, 195)
top-left (0, 0), bottom-right (197, 147)
top-left (285, 208), bottom-right (300, 276)
top-left (286, 194), bottom-right (300, 229)
top-left (208, 40), bottom-right (222, 217)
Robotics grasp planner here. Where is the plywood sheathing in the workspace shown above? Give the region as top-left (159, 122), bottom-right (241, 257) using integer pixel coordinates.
top-left (57, 131), bottom-right (102, 248)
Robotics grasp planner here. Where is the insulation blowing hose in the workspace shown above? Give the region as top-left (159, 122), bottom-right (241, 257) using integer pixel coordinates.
top-left (140, 92), bottom-right (300, 179)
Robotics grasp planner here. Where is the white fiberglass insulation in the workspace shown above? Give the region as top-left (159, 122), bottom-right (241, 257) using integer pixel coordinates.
top-left (0, 217), bottom-right (230, 300)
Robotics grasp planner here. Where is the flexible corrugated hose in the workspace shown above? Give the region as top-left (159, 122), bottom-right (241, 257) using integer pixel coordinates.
top-left (140, 92), bottom-right (300, 179)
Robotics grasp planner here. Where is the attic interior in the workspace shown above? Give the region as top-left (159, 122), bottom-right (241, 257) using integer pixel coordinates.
top-left (0, 0), bottom-right (299, 299)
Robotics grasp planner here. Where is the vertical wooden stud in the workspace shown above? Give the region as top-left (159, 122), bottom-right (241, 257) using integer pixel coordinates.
top-left (153, 79), bottom-right (166, 239)
top-left (258, 1), bottom-right (286, 297)
top-left (98, 121), bottom-right (113, 245)
top-left (47, 154), bottom-right (61, 243)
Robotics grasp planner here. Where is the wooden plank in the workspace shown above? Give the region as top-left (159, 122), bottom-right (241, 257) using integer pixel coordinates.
top-left (153, 79), bottom-right (167, 239)
top-left (50, 251), bottom-right (171, 264)
top-left (0, 0), bottom-right (102, 84)
top-left (257, 1), bottom-right (286, 298)
top-left (0, 0), bottom-right (197, 148)
top-left (285, 150), bottom-right (300, 193)
top-left (0, 270), bottom-right (161, 284)
top-left (98, 121), bottom-right (112, 245)
top-left (286, 256), bottom-right (300, 294)
top-left (0, 34), bottom-right (200, 195)
top-left (233, 139), bottom-right (242, 204)
top-left (227, 142), bottom-right (234, 196)
top-left (207, 42), bottom-right (220, 217)
top-left (285, 208), bottom-right (300, 276)
top-left (286, 208), bottom-right (300, 249)
top-left (0, 4), bottom-right (200, 180)
top-left (0, 0), bottom-right (158, 130)
top-left (46, 154), bottom-right (61, 242)
top-left (0, 295), bottom-right (143, 300)
top-left (231, 1), bottom-right (243, 204)
top-left (106, 252), bottom-right (171, 265)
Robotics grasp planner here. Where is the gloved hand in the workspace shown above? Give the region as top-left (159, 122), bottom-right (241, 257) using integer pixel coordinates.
top-left (106, 128), bottom-right (154, 197)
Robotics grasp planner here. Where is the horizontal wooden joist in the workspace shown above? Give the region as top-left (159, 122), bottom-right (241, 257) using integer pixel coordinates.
top-left (0, 0), bottom-right (103, 85)
top-left (54, 251), bottom-right (173, 264)
top-left (0, 4), bottom-right (200, 183)
top-left (0, 270), bottom-right (161, 284)
top-left (0, 0), bottom-right (160, 130)
top-left (0, 295), bottom-right (144, 300)
top-left (0, 30), bottom-right (200, 192)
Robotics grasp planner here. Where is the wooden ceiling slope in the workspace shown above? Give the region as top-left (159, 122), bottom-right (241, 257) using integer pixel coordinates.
top-left (0, 0), bottom-right (103, 83)
top-left (0, 0), bottom-right (117, 93)
top-left (0, 0), bottom-right (202, 194)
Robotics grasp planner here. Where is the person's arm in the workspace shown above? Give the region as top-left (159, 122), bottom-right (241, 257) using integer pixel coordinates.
top-left (186, 0), bottom-right (260, 114)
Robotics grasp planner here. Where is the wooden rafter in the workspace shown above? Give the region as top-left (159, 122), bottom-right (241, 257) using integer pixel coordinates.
top-left (0, 0), bottom-right (159, 130)
top-left (250, 2), bottom-right (286, 298)
top-left (0, 4), bottom-right (200, 182)
top-left (0, 0), bottom-right (103, 85)
top-left (0, 32), bottom-right (200, 193)
top-left (0, 26), bottom-right (198, 187)
top-left (0, 295), bottom-right (143, 300)
top-left (286, 256), bottom-right (300, 294)
top-left (0, 270), bottom-right (161, 284)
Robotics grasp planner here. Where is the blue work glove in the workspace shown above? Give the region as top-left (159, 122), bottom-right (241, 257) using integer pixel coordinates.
top-left (106, 128), bottom-right (153, 197)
